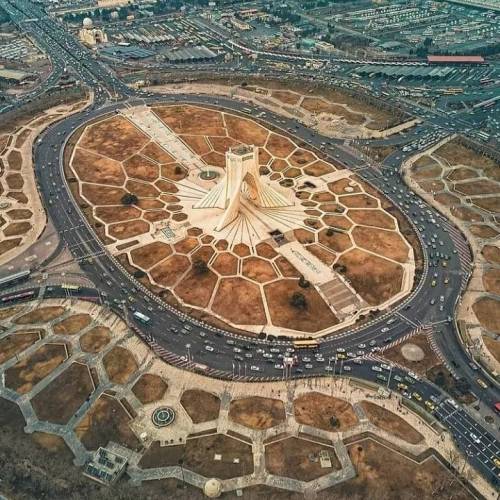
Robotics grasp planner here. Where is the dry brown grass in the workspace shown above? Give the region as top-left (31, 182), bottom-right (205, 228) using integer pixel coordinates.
top-left (294, 393), bottom-right (358, 432)
top-left (229, 397), bottom-right (285, 430)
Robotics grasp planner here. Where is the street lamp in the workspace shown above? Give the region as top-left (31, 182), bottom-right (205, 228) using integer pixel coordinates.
top-left (185, 343), bottom-right (191, 363)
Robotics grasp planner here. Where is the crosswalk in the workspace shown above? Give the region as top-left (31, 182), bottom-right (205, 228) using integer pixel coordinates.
top-left (442, 221), bottom-right (473, 289)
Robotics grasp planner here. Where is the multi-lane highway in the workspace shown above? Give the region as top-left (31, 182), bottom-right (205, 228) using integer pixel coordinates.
top-left (0, 0), bottom-right (498, 486)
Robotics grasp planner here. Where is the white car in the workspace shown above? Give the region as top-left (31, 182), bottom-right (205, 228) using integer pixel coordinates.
top-left (343, 365), bottom-right (352, 372)
top-left (250, 365), bottom-right (261, 372)
top-left (204, 345), bottom-right (214, 352)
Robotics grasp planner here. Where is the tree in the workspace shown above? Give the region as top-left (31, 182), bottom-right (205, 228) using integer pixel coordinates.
top-left (290, 292), bottom-right (307, 310)
top-left (121, 192), bottom-right (138, 205)
top-left (193, 259), bottom-right (208, 275)
top-left (329, 416), bottom-right (339, 428)
top-left (299, 276), bottom-right (310, 288)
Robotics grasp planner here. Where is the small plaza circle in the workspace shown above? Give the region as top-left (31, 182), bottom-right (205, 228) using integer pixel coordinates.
top-left (152, 406), bottom-right (176, 427)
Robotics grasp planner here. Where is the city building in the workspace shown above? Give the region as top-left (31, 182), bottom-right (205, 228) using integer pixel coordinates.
top-left (78, 17), bottom-right (108, 46)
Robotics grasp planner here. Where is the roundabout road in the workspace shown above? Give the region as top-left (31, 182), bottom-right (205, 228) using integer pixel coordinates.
top-left (4, 93), bottom-right (497, 484)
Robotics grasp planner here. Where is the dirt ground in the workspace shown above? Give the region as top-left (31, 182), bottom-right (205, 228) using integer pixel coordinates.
top-left (293, 393), bottom-right (358, 432)
top-left (435, 140), bottom-right (498, 171)
top-left (153, 105), bottom-right (226, 136)
top-left (75, 394), bottom-right (141, 451)
top-left (383, 333), bottom-right (441, 376)
top-left (212, 277), bottom-right (267, 325)
top-left (337, 249), bottom-right (404, 306)
top-left (79, 116), bottom-right (149, 162)
top-left (130, 241), bottom-right (173, 270)
top-left (71, 148), bottom-right (125, 185)
top-left (482, 245), bottom-right (500, 265)
top-left (325, 439), bottom-right (471, 500)
top-left (229, 396), bottom-right (285, 430)
top-left (0, 306), bottom-right (21, 320)
top-left (242, 257), bottom-right (277, 283)
top-left (352, 226), bottom-right (409, 263)
top-left (79, 326), bottom-right (111, 353)
top-left (102, 346), bottom-right (139, 384)
top-left (180, 389), bottom-right (221, 423)
top-left (266, 133), bottom-right (296, 157)
top-left (472, 297), bottom-right (500, 334)
top-left (5, 343), bottom-right (68, 394)
top-left (14, 306), bottom-right (65, 325)
top-left (360, 402), bottom-right (424, 444)
top-left (140, 433), bottom-right (253, 479)
top-left (53, 314), bottom-right (92, 335)
top-left (224, 114), bottom-right (269, 147)
top-left (0, 330), bottom-right (42, 364)
top-left (347, 209), bottom-right (395, 230)
top-left (483, 268), bottom-right (500, 295)
top-left (132, 373), bottom-right (167, 404)
top-left (264, 279), bottom-right (339, 332)
top-left (265, 437), bottom-right (341, 481)
top-left (31, 362), bottom-right (95, 424)
top-left (483, 336), bottom-right (500, 364)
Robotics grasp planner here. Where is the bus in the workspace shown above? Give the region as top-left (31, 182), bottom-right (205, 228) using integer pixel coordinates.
top-left (1, 289), bottom-right (36, 303)
top-left (133, 311), bottom-right (151, 325)
top-left (293, 339), bottom-right (319, 349)
top-left (0, 270), bottom-right (31, 290)
top-left (442, 87), bottom-right (463, 95)
top-left (61, 284), bottom-right (81, 292)
top-left (480, 78), bottom-right (493, 85)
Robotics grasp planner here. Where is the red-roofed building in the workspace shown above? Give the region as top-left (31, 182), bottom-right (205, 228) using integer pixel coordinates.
top-left (427, 55), bottom-right (485, 65)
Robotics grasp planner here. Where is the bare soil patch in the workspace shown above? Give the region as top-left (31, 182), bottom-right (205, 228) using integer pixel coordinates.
top-left (150, 254), bottom-right (190, 287)
top-left (7, 150), bottom-right (22, 170)
top-left (94, 205), bottom-right (141, 224)
top-left (79, 326), bottom-right (111, 353)
top-left (131, 242), bottom-right (172, 270)
top-left (271, 90), bottom-right (301, 105)
top-left (15, 306), bottom-right (65, 325)
top-left (265, 279), bottom-right (338, 332)
top-left (453, 179), bottom-right (500, 196)
top-left (469, 224), bottom-right (499, 239)
top-left (0, 238), bottom-right (22, 256)
top-left (75, 394), bottom-right (141, 451)
top-left (266, 437), bottom-right (340, 481)
top-left (71, 148), bottom-right (125, 185)
top-left (175, 268), bottom-right (218, 308)
top-left (181, 134), bottom-right (212, 155)
top-left (79, 116), bottom-right (148, 161)
top-left (266, 133), bottom-right (296, 158)
top-left (347, 209), bottom-right (395, 230)
top-left (473, 297), bottom-right (500, 333)
top-left (447, 167), bottom-right (479, 182)
top-left (103, 346), bottom-right (138, 385)
top-left (307, 244), bottom-right (336, 266)
top-left (337, 249), bottom-right (404, 306)
top-left (304, 160), bottom-right (334, 176)
top-left (141, 141), bottom-right (175, 164)
top-left (132, 374), bottom-right (167, 404)
top-left (224, 114), bottom-right (269, 146)
top-left (53, 314), bottom-right (91, 335)
top-left (81, 183), bottom-right (127, 205)
top-left (0, 331), bottom-right (41, 364)
top-left (108, 219), bottom-right (150, 240)
top-left (318, 229), bottom-right (352, 253)
top-left (339, 193), bottom-right (378, 208)
top-left (3, 221), bottom-right (31, 237)
top-left (360, 401), bottom-right (423, 444)
top-left (123, 154), bottom-right (159, 182)
top-left (352, 226), bottom-right (409, 263)
top-left (450, 205), bottom-right (483, 222)
top-left (31, 362), bottom-right (94, 424)
top-left (141, 434), bottom-right (253, 479)
top-left (211, 252), bottom-right (239, 275)
top-left (6, 208), bottom-right (32, 220)
top-left (383, 333), bottom-right (440, 376)
top-left (184, 434), bottom-right (254, 479)
top-left (5, 343), bottom-right (68, 394)
top-left (294, 393), bottom-right (358, 432)
top-left (154, 105), bottom-right (226, 136)
top-left (0, 306), bottom-right (21, 320)
top-left (229, 397), bottom-right (285, 430)
top-left (436, 140), bottom-right (498, 170)
top-left (209, 135), bottom-right (240, 155)
top-left (471, 196), bottom-right (500, 213)
top-left (212, 277), bottom-right (266, 325)
top-left (326, 439), bottom-right (471, 500)
top-left (181, 389), bottom-right (221, 423)
top-left (434, 193), bottom-right (460, 206)
top-left (482, 245), bottom-right (500, 265)
top-left (242, 257), bottom-right (277, 283)
top-left (483, 336), bottom-right (500, 364)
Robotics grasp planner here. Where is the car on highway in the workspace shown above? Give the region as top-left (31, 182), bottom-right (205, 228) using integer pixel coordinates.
top-left (412, 392), bottom-right (423, 402)
top-left (204, 345), bottom-right (214, 352)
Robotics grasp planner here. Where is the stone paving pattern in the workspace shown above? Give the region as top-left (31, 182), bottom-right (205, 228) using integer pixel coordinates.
top-left (0, 299), bottom-right (494, 498)
top-left (405, 137), bottom-right (500, 372)
top-left (67, 104), bottom-right (415, 336)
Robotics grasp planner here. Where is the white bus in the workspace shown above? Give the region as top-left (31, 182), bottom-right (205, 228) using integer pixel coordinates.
top-left (133, 311), bottom-right (151, 325)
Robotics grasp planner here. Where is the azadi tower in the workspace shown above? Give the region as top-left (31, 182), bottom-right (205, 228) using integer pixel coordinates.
top-left (194, 145), bottom-right (292, 230)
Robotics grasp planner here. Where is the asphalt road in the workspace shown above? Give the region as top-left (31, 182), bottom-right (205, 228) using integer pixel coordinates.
top-left (0, 0), bottom-right (498, 484)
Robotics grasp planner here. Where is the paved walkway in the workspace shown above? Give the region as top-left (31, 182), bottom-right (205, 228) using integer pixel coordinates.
top-left (0, 298), bottom-right (496, 498)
